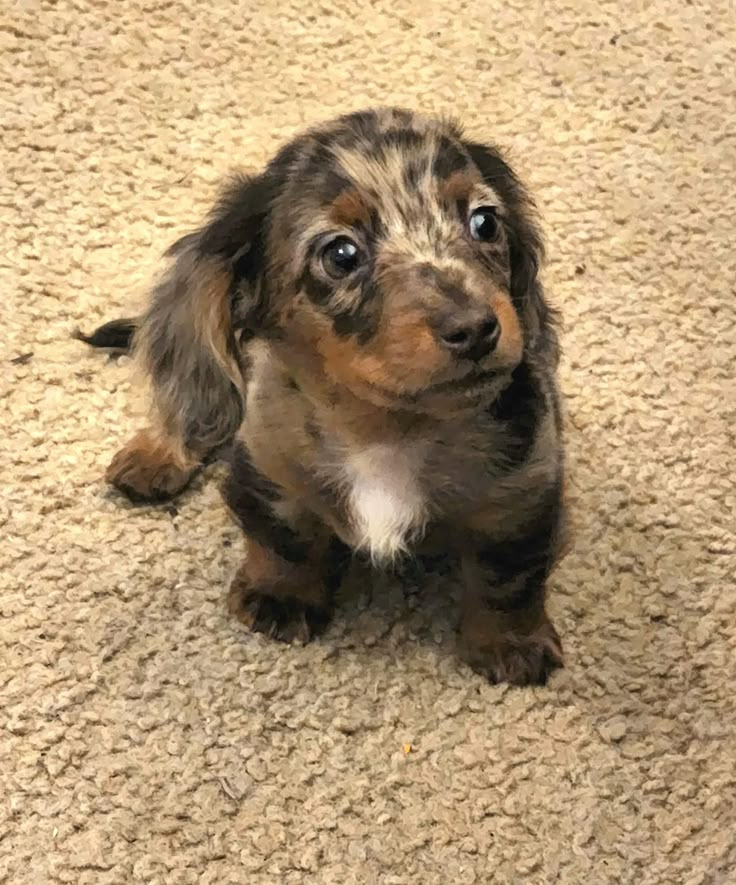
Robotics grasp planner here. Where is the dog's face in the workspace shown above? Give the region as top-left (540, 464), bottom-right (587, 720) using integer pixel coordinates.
top-left (141, 110), bottom-right (556, 448)
top-left (228, 109), bottom-right (553, 411)
top-left (260, 113), bottom-right (528, 407)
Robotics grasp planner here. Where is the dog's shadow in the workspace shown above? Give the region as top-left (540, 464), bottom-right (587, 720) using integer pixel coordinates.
top-left (324, 554), bottom-right (464, 664)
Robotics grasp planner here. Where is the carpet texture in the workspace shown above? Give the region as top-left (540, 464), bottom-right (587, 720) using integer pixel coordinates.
top-left (2, 1), bottom-right (735, 882)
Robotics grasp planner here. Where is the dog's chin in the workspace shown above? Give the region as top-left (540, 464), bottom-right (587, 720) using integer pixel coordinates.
top-left (345, 364), bottom-right (516, 414)
top-left (427, 367), bottom-right (503, 394)
top-left (417, 368), bottom-right (515, 414)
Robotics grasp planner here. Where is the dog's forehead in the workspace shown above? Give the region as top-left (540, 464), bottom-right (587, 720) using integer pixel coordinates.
top-left (330, 136), bottom-right (467, 201)
top-left (280, 111), bottom-right (485, 217)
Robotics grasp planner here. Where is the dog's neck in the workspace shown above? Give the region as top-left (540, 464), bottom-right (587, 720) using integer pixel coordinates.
top-left (246, 343), bottom-right (546, 566)
top-left (284, 368), bottom-right (525, 565)
top-left (292, 367), bottom-right (514, 443)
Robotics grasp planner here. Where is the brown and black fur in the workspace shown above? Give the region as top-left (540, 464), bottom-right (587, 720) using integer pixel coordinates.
top-left (82, 108), bottom-right (566, 685)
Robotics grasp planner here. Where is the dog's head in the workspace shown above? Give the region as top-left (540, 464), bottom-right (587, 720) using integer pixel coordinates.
top-left (141, 109), bottom-right (557, 446)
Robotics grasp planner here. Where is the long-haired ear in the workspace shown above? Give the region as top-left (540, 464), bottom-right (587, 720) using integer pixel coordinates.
top-left (137, 172), bottom-right (273, 459)
top-left (464, 142), bottom-right (559, 363)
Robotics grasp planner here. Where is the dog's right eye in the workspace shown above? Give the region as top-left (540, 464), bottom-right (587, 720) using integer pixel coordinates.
top-left (321, 237), bottom-right (362, 279)
top-left (469, 206), bottom-right (500, 242)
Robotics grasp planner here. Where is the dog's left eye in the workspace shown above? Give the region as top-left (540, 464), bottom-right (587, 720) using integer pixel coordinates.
top-left (469, 207), bottom-right (499, 242)
top-left (321, 237), bottom-right (362, 279)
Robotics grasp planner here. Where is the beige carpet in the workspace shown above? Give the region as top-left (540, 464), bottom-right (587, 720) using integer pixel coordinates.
top-left (2, 1), bottom-right (735, 882)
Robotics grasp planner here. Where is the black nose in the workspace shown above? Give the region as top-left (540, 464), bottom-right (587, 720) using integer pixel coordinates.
top-left (437, 313), bottom-right (500, 361)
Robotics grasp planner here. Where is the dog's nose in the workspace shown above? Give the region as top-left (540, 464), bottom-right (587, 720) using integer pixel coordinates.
top-left (437, 312), bottom-right (500, 361)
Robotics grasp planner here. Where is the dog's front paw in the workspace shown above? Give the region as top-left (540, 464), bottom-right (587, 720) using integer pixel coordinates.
top-left (460, 619), bottom-right (563, 686)
top-left (228, 584), bottom-right (332, 644)
top-left (105, 430), bottom-right (196, 502)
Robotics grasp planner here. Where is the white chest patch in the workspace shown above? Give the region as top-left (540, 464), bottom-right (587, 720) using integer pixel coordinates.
top-left (343, 443), bottom-right (428, 564)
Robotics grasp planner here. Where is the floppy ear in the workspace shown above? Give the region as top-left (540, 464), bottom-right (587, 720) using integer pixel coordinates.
top-left (137, 172), bottom-right (273, 459)
top-left (463, 142), bottom-right (559, 363)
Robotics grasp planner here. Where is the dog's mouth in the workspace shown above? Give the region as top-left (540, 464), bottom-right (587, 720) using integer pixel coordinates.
top-left (350, 367), bottom-right (508, 411)
top-left (426, 368), bottom-right (500, 395)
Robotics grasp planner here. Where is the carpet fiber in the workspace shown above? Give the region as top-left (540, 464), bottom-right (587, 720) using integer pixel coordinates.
top-left (2, 2), bottom-right (735, 882)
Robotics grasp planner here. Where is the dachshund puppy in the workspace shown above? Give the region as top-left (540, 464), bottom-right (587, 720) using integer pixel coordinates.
top-left (82, 108), bottom-right (566, 685)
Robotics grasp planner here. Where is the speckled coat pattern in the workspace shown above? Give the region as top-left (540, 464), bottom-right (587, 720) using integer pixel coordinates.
top-left (2, 2), bottom-right (735, 883)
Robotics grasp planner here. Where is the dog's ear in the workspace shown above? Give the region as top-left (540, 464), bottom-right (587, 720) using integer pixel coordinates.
top-left (137, 172), bottom-right (273, 458)
top-left (463, 142), bottom-right (559, 362)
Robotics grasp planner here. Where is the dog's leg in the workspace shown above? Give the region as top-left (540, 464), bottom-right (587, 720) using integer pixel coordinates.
top-left (457, 497), bottom-right (564, 686)
top-left (223, 445), bottom-right (350, 642)
top-left (228, 535), bottom-right (349, 644)
top-left (105, 427), bottom-right (202, 502)
top-left (458, 563), bottom-right (562, 686)
top-left (77, 320), bottom-right (198, 501)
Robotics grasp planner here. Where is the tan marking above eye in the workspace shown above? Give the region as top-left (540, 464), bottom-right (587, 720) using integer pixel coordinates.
top-left (440, 170), bottom-right (479, 202)
top-left (327, 187), bottom-right (374, 228)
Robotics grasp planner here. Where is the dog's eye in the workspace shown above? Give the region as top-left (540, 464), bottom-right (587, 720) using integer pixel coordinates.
top-left (321, 237), bottom-right (361, 278)
top-left (469, 207), bottom-right (499, 242)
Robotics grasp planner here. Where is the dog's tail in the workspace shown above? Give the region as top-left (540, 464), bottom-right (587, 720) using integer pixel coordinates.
top-left (73, 317), bottom-right (140, 352)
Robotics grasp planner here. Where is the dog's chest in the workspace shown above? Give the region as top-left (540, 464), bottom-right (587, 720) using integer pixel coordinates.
top-left (338, 443), bottom-right (428, 564)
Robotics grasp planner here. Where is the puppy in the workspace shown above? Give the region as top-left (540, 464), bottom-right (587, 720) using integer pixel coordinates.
top-left (82, 108), bottom-right (566, 685)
